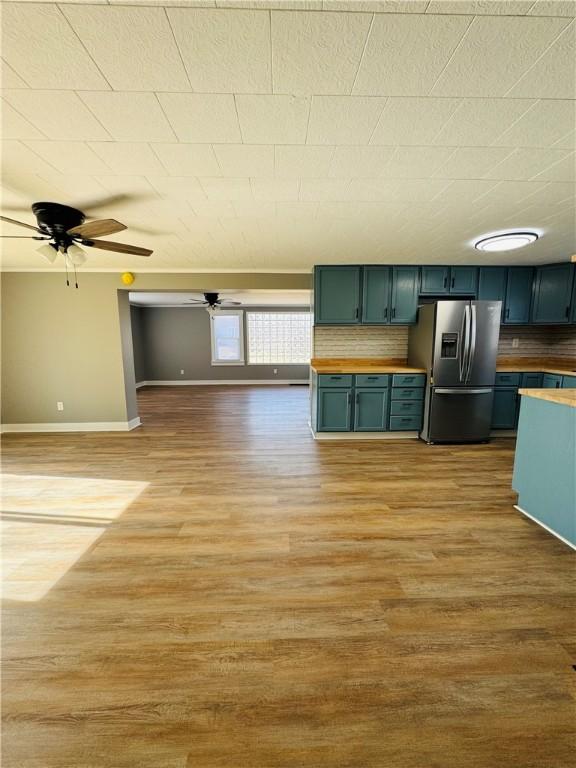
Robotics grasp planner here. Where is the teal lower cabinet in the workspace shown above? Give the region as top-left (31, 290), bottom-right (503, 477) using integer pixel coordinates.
top-left (354, 388), bottom-right (388, 431)
top-left (317, 388), bottom-right (352, 431)
top-left (314, 372), bottom-right (426, 433)
top-left (562, 375), bottom-right (576, 388)
top-left (543, 374), bottom-right (563, 389)
top-left (389, 383), bottom-right (425, 431)
top-left (521, 372), bottom-right (543, 388)
top-left (491, 387), bottom-right (519, 429)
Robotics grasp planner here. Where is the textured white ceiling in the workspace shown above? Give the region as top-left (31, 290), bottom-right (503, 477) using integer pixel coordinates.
top-left (129, 289), bottom-right (311, 306)
top-left (1, 0), bottom-right (574, 272)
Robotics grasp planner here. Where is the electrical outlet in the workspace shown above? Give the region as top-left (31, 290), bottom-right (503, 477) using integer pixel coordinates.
top-left (57, 401), bottom-right (64, 411)
top-left (273, 368), bottom-right (278, 374)
top-left (512, 338), bottom-right (520, 349)
top-left (180, 369), bottom-right (184, 375)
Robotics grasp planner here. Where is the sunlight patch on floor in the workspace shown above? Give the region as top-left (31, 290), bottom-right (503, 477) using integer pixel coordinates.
top-left (1, 473), bottom-right (148, 601)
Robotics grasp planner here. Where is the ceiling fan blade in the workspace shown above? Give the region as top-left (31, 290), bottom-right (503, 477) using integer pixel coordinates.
top-left (74, 193), bottom-right (137, 213)
top-left (219, 300), bottom-right (242, 305)
top-left (82, 238), bottom-right (152, 257)
top-left (0, 235), bottom-right (48, 238)
top-left (0, 215), bottom-right (41, 233)
top-left (185, 299), bottom-right (208, 304)
top-left (67, 219), bottom-right (127, 238)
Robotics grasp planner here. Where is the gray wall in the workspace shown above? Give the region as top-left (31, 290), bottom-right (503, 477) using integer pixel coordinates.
top-left (132, 306), bottom-right (310, 382)
top-left (1, 272), bottom-right (311, 426)
top-left (130, 305), bottom-right (147, 383)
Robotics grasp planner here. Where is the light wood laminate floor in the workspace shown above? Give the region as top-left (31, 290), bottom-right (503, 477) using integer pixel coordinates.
top-left (2, 386), bottom-right (575, 768)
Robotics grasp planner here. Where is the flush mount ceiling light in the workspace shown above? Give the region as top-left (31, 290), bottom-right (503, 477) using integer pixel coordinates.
top-left (475, 231), bottom-right (539, 253)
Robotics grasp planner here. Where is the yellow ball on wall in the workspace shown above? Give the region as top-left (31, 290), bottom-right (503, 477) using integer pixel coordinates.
top-left (121, 272), bottom-right (135, 286)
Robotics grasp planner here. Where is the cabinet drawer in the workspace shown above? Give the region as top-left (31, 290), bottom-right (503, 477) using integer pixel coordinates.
top-left (521, 372), bottom-right (543, 388)
top-left (542, 374), bottom-right (563, 389)
top-left (390, 400), bottom-right (423, 416)
top-left (389, 415), bottom-right (422, 431)
top-left (562, 375), bottom-right (576, 388)
top-left (318, 374), bottom-right (353, 388)
top-left (392, 373), bottom-right (425, 388)
top-left (355, 374), bottom-right (389, 387)
top-left (495, 372), bottom-right (521, 387)
top-left (391, 387), bottom-right (424, 401)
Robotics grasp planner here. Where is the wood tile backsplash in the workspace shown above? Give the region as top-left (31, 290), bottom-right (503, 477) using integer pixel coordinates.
top-left (314, 325), bottom-right (576, 360)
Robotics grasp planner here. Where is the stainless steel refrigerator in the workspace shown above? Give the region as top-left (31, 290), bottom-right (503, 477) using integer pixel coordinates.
top-left (408, 300), bottom-right (501, 443)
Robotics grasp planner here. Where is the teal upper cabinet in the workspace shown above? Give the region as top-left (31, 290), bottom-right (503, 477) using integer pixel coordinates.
top-left (531, 263), bottom-right (574, 324)
top-left (390, 267), bottom-right (420, 324)
top-left (362, 266), bottom-right (391, 324)
top-left (314, 266), bottom-right (361, 325)
top-left (420, 266), bottom-right (449, 295)
top-left (478, 267), bottom-right (507, 301)
top-left (450, 266), bottom-right (478, 295)
top-left (478, 267), bottom-right (507, 320)
top-left (504, 267), bottom-right (533, 324)
top-left (420, 266), bottom-right (477, 295)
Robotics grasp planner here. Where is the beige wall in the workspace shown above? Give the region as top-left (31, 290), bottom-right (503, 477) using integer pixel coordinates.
top-left (1, 271), bottom-right (311, 426)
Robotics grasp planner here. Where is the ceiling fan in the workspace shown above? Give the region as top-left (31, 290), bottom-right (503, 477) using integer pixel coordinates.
top-left (1, 200), bottom-right (153, 286)
top-left (185, 292), bottom-right (242, 310)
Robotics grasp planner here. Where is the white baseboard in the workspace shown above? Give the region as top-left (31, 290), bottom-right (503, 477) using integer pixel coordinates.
top-left (137, 380), bottom-right (309, 386)
top-left (309, 424), bottom-right (419, 441)
top-left (515, 504), bottom-right (576, 550)
top-left (1, 417), bottom-right (141, 434)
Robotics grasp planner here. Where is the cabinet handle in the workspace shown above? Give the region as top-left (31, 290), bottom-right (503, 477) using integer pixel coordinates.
top-left (451, 276), bottom-right (455, 288)
top-left (355, 393), bottom-right (359, 404)
top-left (384, 307), bottom-right (388, 320)
top-left (367, 376), bottom-right (378, 380)
top-left (392, 307), bottom-right (396, 318)
top-left (566, 306), bottom-right (570, 318)
top-left (355, 307), bottom-right (359, 319)
top-left (443, 276), bottom-right (447, 288)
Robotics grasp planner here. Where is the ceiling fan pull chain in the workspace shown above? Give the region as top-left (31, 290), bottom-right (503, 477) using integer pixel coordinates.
top-left (74, 263), bottom-right (79, 289)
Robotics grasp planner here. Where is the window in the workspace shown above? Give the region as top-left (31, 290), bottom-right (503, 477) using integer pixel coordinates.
top-left (210, 310), bottom-right (244, 365)
top-left (247, 312), bottom-right (311, 365)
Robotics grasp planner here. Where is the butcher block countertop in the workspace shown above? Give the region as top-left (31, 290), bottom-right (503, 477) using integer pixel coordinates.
top-left (311, 358), bottom-right (426, 374)
top-left (496, 357), bottom-right (576, 376)
top-left (518, 389), bottom-right (576, 408)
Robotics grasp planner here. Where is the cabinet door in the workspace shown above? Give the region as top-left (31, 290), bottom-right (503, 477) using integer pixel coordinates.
top-left (450, 266), bottom-right (478, 295)
top-left (542, 374), bottom-right (562, 389)
top-left (362, 266), bottom-right (391, 324)
top-left (491, 388), bottom-right (519, 429)
top-left (420, 266), bottom-right (449, 295)
top-left (531, 263), bottom-right (574, 324)
top-left (354, 388), bottom-right (388, 431)
top-left (317, 388), bottom-right (352, 431)
top-left (390, 267), bottom-right (420, 324)
top-left (571, 266), bottom-right (576, 323)
top-left (314, 266), bottom-right (361, 325)
top-left (478, 267), bottom-right (507, 320)
top-left (504, 267), bottom-right (533, 324)
top-left (562, 375), bottom-right (576, 388)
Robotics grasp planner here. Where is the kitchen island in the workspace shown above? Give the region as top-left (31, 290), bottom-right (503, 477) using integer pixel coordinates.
top-left (512, 388), bottom-right (576, 548)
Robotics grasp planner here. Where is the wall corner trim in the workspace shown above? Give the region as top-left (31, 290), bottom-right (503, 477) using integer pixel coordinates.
top-left (1, 418), bottom-right (141, 434)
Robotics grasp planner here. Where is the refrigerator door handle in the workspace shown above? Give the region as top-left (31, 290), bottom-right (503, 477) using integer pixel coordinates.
top-left (466, 303), bottom-right (477, 383)
top-left (459, 305), bottom-right (469, 382)
top-left (435, 388), bottom-right (493, 394)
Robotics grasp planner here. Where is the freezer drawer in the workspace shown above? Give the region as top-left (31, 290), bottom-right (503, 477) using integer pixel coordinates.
top-left (426, 387), bottom-right (494, 443)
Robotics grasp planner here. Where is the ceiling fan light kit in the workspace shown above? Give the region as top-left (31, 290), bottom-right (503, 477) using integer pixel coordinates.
top-left (1, 200), bottom-right (153, 287)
